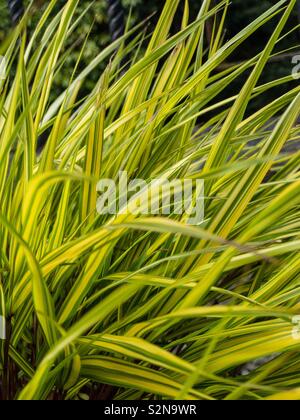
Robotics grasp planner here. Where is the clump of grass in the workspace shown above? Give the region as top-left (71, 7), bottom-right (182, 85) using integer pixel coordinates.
top-left (0, 0), bottom-right (299, 400)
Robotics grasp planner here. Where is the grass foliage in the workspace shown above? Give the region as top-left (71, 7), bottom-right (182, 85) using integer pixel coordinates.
top-left (0, 0), bottom-right (300, 400)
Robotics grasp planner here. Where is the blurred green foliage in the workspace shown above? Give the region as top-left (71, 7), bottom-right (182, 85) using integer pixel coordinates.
top-left (0, 0), bottom-right (298, 102)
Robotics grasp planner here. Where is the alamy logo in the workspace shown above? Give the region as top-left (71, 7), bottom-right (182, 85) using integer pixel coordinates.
top-left (96, 171), bottom-right (205, 225)
top-left (0, 56), bottom-right (7, 81)
top-left (292, 316), bottom-right (300, 340)
top-left (291, 55), bottom-right (300, 80)
top-left (0, 316), bottom-right (5, 340)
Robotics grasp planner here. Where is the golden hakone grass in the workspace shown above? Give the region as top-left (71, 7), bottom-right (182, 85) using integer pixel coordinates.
top-left (0, 0), bottom-right (299, 400)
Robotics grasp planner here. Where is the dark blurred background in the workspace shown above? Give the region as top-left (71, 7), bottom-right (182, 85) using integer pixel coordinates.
top-left (0, 0), bottom-right (299, 108)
